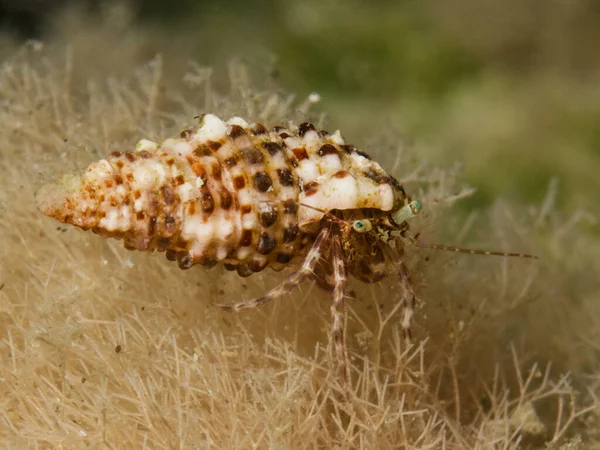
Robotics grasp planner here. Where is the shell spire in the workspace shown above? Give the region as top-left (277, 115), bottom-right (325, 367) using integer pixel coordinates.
top-left (36, 142), bottom-right (187, 256)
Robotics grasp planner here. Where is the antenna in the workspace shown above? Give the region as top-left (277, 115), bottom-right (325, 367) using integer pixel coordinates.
top-left (412, 242), bottom-right (538, 259)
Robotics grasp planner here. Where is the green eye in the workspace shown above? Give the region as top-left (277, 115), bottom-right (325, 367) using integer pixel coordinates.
top-left (409, 200), bottom-right (422, 215)
top-left (391, 200), bottom-right (422, 224)
top-left (352, 219), bottom-right (372, 233)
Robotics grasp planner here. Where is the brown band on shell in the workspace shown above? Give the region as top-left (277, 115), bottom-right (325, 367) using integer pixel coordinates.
top-left (292, 147), bottom-right (309, 161)
top-left (257, 233), bottom-right (276, 255)
top-left (207, 140), bottom-right (222, 151)
top-left (200, 187), bottom-right (215, 214)
top-left (225, 156), bottom-right (238, 167)
top-left (333, 170), bottom-right (350, 179)
top-left (253, 172), bottom-right (273, 193)
top-left (303, 181), bottom-right (319, 196)
top-left (262, 141), bottom-right (283, 155)
top-left (276, 253), bottom-right (293, 264)
top-left (236, 265), bottom-right (253, 277)
top-left (233, 176), bottom-right (246, 190)
top-left (298, 122), bottom-right (316, 137)
top-left (259, 206), bottom-right (278, 227)
top-left (241, 147), bottom-right (264, 165)
top-left (228, 124), bottom-right (246, 139)
top-left (219, 189), bottom-right (233, 210)
top-left (276, 168), bottom-right (294, 187)
top-left (363, 169), bottom-right (391, 185)
top-left (251, 123), bottom-right (268, 135)
top-left (160, 185), bottom-right (175, 205)
top-left (283, 224), bottom-right (299, 243)
top-left (180, 128), bottom-right (194, 139)
top-left (193, 145), bottom-right (212, 157)
top-left (318, 144), bottom-right (339, 156)
top-left (240, 229), bottom-right (253, 247)
top-left (283, 199), bottom-right (297, 214)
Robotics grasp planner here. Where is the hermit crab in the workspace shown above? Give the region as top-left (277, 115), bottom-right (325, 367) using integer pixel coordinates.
top-left (37, 114), bottom-right (535, 380)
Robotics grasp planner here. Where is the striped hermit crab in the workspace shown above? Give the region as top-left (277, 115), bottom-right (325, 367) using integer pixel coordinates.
top-left (37, 114), bottom-right (535, 380)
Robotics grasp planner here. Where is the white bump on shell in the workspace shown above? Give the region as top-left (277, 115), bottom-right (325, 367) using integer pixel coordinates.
top-left (184, 215), bottom-right (213, 256)
top-left (377, 184), bottom-right (395, 210)
top-left (226, 117), bottom-right (249, 127)
top-left (355, 179), bottom-right (380, 207)
top-left (349, 152), bottom-right (372, 170)
top-left (259, 202), bottom-right (272, 214)
top-left (301, 130), bottom-right (321, 154)
top-left (242, 213), bottom-right (257, 229)
top-left (238, 190), bottom-right (253, 208)
top-left (283, 136), bottom-right (302, 150)
top-left (132, 160), bottom-right (167, 189)
top-left (85, 160), bottom-right (112, 183)
top-left (132, 165), bottom-right (155, 189)
top-left (116, 184), bottom-right (128, 194)
top-left (134, 198), bottom-right (144, 212)
top-left (193, 114), bottom-right (227, 143)
top-left (321, 153), bottom-right (343, 172)
top-left (176, 182), bottom-right (200, 202)
top-left (119, 206), bottom-right (132, 227)
top-left (162, 139), bottom-right (193, 158)
top-left (328, 131), bottom-right (345, 146)
top-left (297, 159), bottom-right (320, 182)
top-left (320, 176), bottom-right (359, 208)
top-left (136, 139), bottom-right (158, 152)
top-left (236, 246), bottom-right (252, 260)
top-left (217, 214), bottom-right (235, 241)
top-left (100, 209), bottom-right (119, 231)
top-left (216, 246), bottom-right (228, 261)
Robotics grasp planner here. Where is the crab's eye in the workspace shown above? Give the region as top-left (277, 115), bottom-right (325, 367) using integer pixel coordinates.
top-left (391, 200), bottom-right (422, 224)
top-left (352, 219), bottom-right (372, 233)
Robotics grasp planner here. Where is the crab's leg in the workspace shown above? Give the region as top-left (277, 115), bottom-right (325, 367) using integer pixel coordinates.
top-left (397, 259), bottom-right (416, 342)
top-left (330, 233), bottom-right (351, 381)
top-left (387, 244), bottom-right (417, 342)
top-left (214, 226), bottom-right (331, 312)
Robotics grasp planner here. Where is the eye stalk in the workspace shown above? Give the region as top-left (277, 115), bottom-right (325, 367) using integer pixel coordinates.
top-left (352, 219), bottom-right (372, 233)
top-left (391, 200), bottom-right (422, 225)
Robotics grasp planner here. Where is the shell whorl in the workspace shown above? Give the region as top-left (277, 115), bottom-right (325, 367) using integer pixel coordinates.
top-left (37, 114), bottom-right (405, 275)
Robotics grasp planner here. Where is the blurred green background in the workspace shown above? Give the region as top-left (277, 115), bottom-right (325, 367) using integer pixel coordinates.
top-left (2, 0), bottom-right (599, 215)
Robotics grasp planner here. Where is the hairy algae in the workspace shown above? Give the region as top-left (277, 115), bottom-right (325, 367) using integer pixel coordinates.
top-left (0, 5), bottom-right (598, 449)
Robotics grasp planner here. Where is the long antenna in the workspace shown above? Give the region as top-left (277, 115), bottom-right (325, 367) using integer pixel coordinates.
top-left (413, 242), bottom-right (538, 259)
